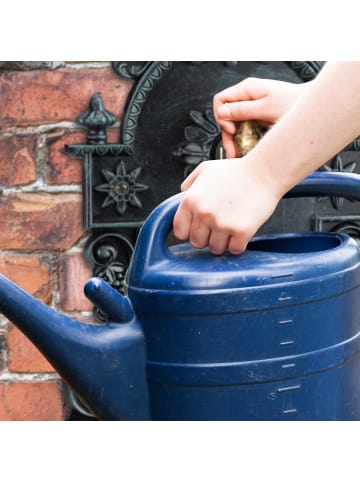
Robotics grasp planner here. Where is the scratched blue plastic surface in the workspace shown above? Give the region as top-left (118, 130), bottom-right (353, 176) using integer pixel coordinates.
top-left (127, 171), bottom-right (360, 420)
top-left (1, 171), bottom-right (360, 420)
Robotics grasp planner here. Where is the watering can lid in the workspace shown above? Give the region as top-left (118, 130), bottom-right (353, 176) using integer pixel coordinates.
top-left (127, 171), bottom-right (360, 292)
top-left (128, 230), bottom-right (360, 291)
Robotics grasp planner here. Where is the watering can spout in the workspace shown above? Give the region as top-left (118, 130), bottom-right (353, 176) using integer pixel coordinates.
top-left (0, 275), bottom-right (150, 420)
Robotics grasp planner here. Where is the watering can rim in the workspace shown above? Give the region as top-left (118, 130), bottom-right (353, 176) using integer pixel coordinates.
top-left (126, 171), bottom-right (360, 292)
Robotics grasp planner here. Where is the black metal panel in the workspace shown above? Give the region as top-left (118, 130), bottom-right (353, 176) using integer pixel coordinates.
top-left (65, 61), bottom-right (360, 296)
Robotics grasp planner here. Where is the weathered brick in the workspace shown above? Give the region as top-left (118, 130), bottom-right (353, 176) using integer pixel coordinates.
top-left (47, 127), bottom-right (120, 185)
top-left (0, 254), bottom-right (51, 303)
top-left (46, 131), bottom-right (86, 185)
top-left (0, 67), bottom-right (133, 128)
top-left (59, 253), bottom-right (94, 311)
top-left (0, 63), bottom-right (130, 421)
top-left (0, 381), bottom-right (69, 420)
top-left (0, 193), bottom-right (83, 250)
top-left (8, 324), bottom-right (55, 373)
top-left (0, 135), bottom-right (37, 187)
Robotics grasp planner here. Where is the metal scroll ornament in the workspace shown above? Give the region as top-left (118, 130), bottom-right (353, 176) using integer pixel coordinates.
top-left (112, 61), bottom-right (152, 80)
top-left (86, 233), bottom-right (134, 294)
top-left (173, 108), bottom-right (221, 177)
top-left (118, 62), bottom-right (173, 148)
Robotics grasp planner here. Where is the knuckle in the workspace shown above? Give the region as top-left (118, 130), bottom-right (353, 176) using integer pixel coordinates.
top-left (199, 160), bottom-right (211, 169)
top-left (228, 238), bottom-right (246, 254)
top-left (209, 244), bottom-right (224, 256)
top-left (172, 209), bottom-right (189, 240)
top-left (239, 77), bottom-right (254, 89)
top-left (172, 223), bottom-right (186, 240)
top-left (189, 237), bottom-right (206, 249)
top-left (228, 228), bottom-right (254, 254)
top-left (211, 217), bottom-right (236, 233)
top-left (229, 245), bottom-right (246, 255)
top-left (189, 227), bottom-right (209, 249)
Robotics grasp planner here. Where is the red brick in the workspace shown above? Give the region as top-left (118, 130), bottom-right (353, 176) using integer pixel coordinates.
top-left (47, 127), bottom-right (120, 185)
top-left (47, 131), bottom-right (86, 185)
top-left (0, 136), bottom-right (37, 186)
top-left (8, 324), bottom-right (55, 373)
top-left (0, 67), bottom-right (133, 128)
top-left (0, 193), bottom-right (83, 250)
top-left (0, 381), bottom-right (69, 420)
top-left (0, 254), bottom-right (51, 303)
top-left (59, 253), bottom-right (94, 311)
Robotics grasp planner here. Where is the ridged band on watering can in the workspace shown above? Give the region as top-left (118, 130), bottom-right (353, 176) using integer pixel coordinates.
top-left (124, 171), bottom-right (360, 420)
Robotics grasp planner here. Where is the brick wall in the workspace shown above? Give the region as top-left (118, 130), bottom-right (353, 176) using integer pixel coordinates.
top-left (0, 61), bottom-right (133, 420)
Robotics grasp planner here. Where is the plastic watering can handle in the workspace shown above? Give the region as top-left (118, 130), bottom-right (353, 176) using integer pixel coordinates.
top-left (286, 171), bottom-right (360, 200)
top-left (135, 171), bottom-right (360, 267)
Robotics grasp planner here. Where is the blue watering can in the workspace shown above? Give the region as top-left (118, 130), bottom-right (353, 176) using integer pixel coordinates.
top-left (1, 171), bottom-right (360, 420)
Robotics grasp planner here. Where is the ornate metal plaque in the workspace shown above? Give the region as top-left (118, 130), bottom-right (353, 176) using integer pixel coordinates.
top-left (66, 61), bottom-right (360, 294)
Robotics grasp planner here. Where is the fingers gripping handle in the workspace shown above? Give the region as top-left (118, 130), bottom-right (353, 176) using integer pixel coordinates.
top-left (133, 172), bottom-right (360, 268)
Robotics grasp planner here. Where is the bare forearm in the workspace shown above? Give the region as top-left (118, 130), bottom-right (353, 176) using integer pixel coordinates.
top-left (173, 62), bottom-right (360, 255)
top-left (252, 62), bottom-right (360, 197)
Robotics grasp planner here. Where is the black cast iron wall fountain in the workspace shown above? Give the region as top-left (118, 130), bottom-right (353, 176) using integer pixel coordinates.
top-left (66, 61), bottom-right (360, 301)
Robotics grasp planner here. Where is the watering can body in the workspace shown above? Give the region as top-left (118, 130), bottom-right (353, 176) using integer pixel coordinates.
top-left (123, 172), bottom-right (360, 420)
top-left (128, 234), bottom-right (360, 420)
top-left (2, 171), bottom-right (360, 420)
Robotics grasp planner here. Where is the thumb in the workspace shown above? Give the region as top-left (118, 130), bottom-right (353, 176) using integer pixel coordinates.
top-left (218, 98), bottom-right (268, 123)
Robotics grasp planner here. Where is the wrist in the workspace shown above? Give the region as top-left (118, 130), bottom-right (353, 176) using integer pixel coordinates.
top-left (244, 147), bottom-right (292, 203)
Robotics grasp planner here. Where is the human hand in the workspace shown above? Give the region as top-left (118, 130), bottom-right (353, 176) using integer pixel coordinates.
top-left (173, 156), bottom-right (282, 255)
top-left (213, 77), bottom-right (308, 157)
